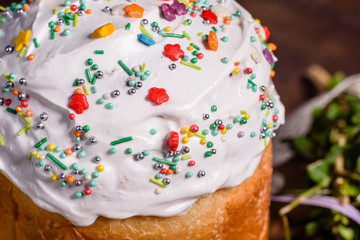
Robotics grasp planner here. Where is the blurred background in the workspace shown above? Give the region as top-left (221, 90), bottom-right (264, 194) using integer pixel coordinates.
top-left (238, 0), bottom-right (360, 239)
top-left (1, 0), bottom-right (360, 239)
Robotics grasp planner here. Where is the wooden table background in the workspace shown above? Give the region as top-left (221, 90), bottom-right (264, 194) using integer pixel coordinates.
top-left (2, 0), bottom-right (360, 239)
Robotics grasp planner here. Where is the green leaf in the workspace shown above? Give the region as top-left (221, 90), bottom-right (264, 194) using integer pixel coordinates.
top-left (340, 181), bottom-right (359, 197)
top-left (356, 157), bottom-right (360, 174)
top-left (327, 71), bottom-right (346, 90)
top-left (305, 221), bottom-right (318, 237)
top-left (291, 136), bottom-right (313, 158)
top-left (307, 160), bottom-right (330, 183)
top-left (337, 224), bottom-right (355, 240)
top-left (326, 102), bottom-right (342, 120)
top-left (351, 111), bottom-right (360, 124)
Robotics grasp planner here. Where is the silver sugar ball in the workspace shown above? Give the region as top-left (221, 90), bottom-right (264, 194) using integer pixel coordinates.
top-left (265, 101), bottom-right (270, 107)
top-left (6, 81), bottom-right (14, 88)
top-left (95, 70), bottom-right (104, 79)
top-left (78, 9), bottom-right (86, 15)
top-left (75, 125), bottom-right (83, 132)
top-left (181, 146), bottom-right (190, 154)
top-left (94, 155), bottom-right (102, 163)
top-left (103, 6), bottom-right (111, 13)
top-left (19, 78), bottom-right (27, 85)
top-left (204, 19), bottom-right (211, 25)
top-left (0, 98), bottom-right (4, 106)
top-left (141, 19), bottom-right (148, 25)
top-left (203, 114), bottom-right (210, 120)
top-left (174, 151), bottom-right (181, 156)
top-left (73, 169), bottom-right (80, 174)
top-left (77, 79), bottom-right (85, 86)
top-left (75, 180), bottom-right (83, 186)
top-left (18, 92), bottom-right (27, 100)
top-left (163, 178), bottom-right (171, 185)
top-left (211, 148), bottom-right (217, 154)
top-left (36, 122), bottom-right (45, 129)
top-left (260, 133), bottom-right (266, 139)
top-left (269, 103), bottom-right (274, 108)
top-left (136, 152), bottom-right (145, 160)
top-left (57, 18), bottom-right (64, 25)
top-left (166, 151), bottom-right (174, 158)
top-left (260, 85), bottom-right (266, 92)
top-left (59, 173), bottom-right (66, 179)
top-left (154, 163), bottom-right (163, 169)
top-left (90, 137), bottom-right (98, 144)
top-left (198, 170), bottom-right (206, 177)
top-left (40, 112), bottom-right (49, 121)
top-left (169, 63), bottom-right (176, 70)
top-left (200, 6), bottom-right (208, 12)
top-left (215, 119), bottom-right (223, 126)
top-left (261, 126), bottom-right (268, 132)
top-left (128, 88), bottom-right (136, 95)
top-left (152, 26), bottom-right (160, 32)
top-left (271, 132), bottom-right (276, 138)
top-left (74, 143), bottom-right (82, 151)
top-left (237, 131), bottom-right (244, 138)
top-left (135, 82), bottom-right (142, 89)
top-left (44, 164), bottom-right (52, 172)
top-left (112, 90), bottom-right (120, 97)
top-left (5, 45), bottom-right (14, 54)
top-left (16, 9), bottom-right (23, 15)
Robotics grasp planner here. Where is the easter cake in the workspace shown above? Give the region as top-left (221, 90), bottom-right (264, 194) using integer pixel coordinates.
top-left (0, 0), bottom-right (284, 239)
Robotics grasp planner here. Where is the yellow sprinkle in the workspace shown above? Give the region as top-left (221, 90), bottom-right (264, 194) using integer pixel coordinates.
top-left (51, 174), bottom-right (59, 182)
top-left (139, 25), bottom-right (154, 40)
top-left (36, 153), bottom-right (41, 159)
top-left (221, 128), bottom-right (227, 134)
top-left (233, 68), bottom-right (240, 75)
top-left (267, 123), bottom-right (273, 129)
top-left (181, 136), bottom-right (189, 144)
top-left (254, 19), bottom-right (261, 24)
top-left (199, 138), bottom-right (207, 145)
top-left (97, 164), bottom-right (105, 172)
top-left (244, 113), bottom-right (250, 119)
top-left (187, 131), bottom-right (194, 137)
top-left (0, 133), bottom-right (4, 146)
top-left (53, 8), bottom-right (58, 14)
top-left (187, 45), bottom-right (194, 51)
top-left (91, 23), bottom-right (116, 38)
top-left (83, 84), bottom-right (90, 96)
top-left (164, 26), bottom-right (172, 33)
top-left (64, 8), bottom-right (71, 13)
top-left (181, 126), bottom-right (189, 134)
top-left (48, 144), bottom-right (56, 151)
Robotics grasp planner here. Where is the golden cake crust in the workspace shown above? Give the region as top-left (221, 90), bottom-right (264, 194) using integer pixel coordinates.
top-left (0, 143), bottom-right (272, 240)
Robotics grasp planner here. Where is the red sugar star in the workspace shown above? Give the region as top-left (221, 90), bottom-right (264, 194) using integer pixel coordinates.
top-left (164, 44), bottom-right (184, 61)
top-left (148, 87), bottom-right (169, 105)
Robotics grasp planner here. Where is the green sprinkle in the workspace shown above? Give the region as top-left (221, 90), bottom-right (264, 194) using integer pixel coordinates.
top-left (250, 132), bottom-right (256, 137)
top-left (155, 173), bottom-right (163, 179)
top-left (185, 172), bottom-right (193, 178)
top-left (64, 17), bottom-right (70, 26)
top-left (261, 104), bottom-right (266, 110)
top-left (63, 29), bottom-right (71, 36)
top-left (73, 78), bottom-right (79, 86)
top-left (95, 50), bottom-right (104, 54)
top-left (47, 153), bottom-right (68, 170)
top-left (75, 192), bottom-right (83, 199)
top-left (91, 75), bottom-right (97, 85)
top-left (60, 181), bottom-right (67, 187)
top-left (240, 110), bottom-right (247, 114)
top-left (125, 148), bottom-right (132, 154)
top-left (109, 147), bottom-right (117, 154)
top-left (89, 180), bottom-right (96, 187)
top-left (143, 149), bottom-right (150, 156)
top-left (18, 112), bottom-right (31, 123)
top-left (182, 55), bottom-right (189, 61)
top-left (139, 25), bottom-right (154, 40)
top-left (87, 58), bottom-right (93, 65)
top-left (97, 98), bottom-right (105, 104)
top-left (207, 141), bottom-right (214, 148)
top-left (111, 136), bottom-right (133, 146)
top-left (78, 151), bottom-right (86, 158)
top-left (265, 110), bottom-right (270, 118)
top-left (221, 57), bottom-right (229, 64)
top-left (205, 151), bottom-right (212, 157)
top-left (140, 62), bottom-right (146, 73)
top-left (33, 38), bottom-right (40, 48)
top-left (150, 128), bottom-right (157, 135)
top-left (118, 60), bottom-right (134, 76)
top-left (250, 36), bottom-right (256, 42)
top-left (173, 156), bottom-right (180, 162)
top-left (211, 105), bottom-right (217, 112)
top-left (92, 172), bottom-right (99, 178)
top-left (150, 178), bottom-right (167, 188)
top-left (221, 36), bottom-right (229, 42)
top-left (190, 58), bottom-right (198, 64)
top-left (55, 146), bottom-right (62, 153)
top-left (28, 151), bottom-right (35, 161)
top-left (17, 124), bottom-right (31, 136)
top-left (83, 125), bottom-right (90, 132)
top-left (202, 129), bottom-right (209, 135)
top-left (180, 60), bottom-right (201, 70)
top-left (38, 160), bottom-right (44, 167)
top-left (6, 107), bottom-right (17, 114)
top-left (164, 33), bottom-right (185, 38)
top-left (86, 68), bottom-right (92, 83)
top-left (181, 154), bottom-right (191, 160)
top-left (211, 129), bottom-right (219, 136)
top-left (197, 32), bottom-right (203, 37)
top-left (194, 132), bottom-right (205, 138)
top-left (91, 86), bottom-right (97, 93)
top-left (152, 157), bottom-right (176, 166)
top-left (240, 117), bottom-right (247, 124)
top-left (226, 123), bottom-right (233, 130)
top-left (182, 31), bottom-right (191, 40)
top-left (125, 23), bottom-right (131, 30)
top-left (105, 103), bottom-right (114, 110)
top-left (211, 26), bottom-right (218, 33)
top-left (19, 47), bottom-right (27, 57)
top-left (74, 13), bottom-right (79, 27)
top-left (72, 163), bottom-right (79, 170)
top-left (190, 43), bottom-right (200, 50)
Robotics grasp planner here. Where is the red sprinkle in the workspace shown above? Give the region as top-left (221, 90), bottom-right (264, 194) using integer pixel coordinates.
top-left (197, 53), bottom-right (204, 59)
top-left (70, 4), bottom-right (78, 11)
top-left (273, 115), bottom-right (279, 122)
top-left (259, 94), bottom-right (265, 101)
top-left (148, 87), bottom-right (169, 105)
top-left (4, 99), bottom-right (11, 106)
top-left (188, 160), bottom-right (195, 166)
top-left (69, 93), bottom-right (89, 114)
top-left (190, 124), bottom-right (199, 133)
top-left (160, 168), bottom-right (167, 174)
top-left (84, 188), bottom-right (92, 195)
top-left (245, 68), bottom-right (253, 74)
top-left (69, 113), bottom-right (76, 120)
top-left (217, 124), bottom-right (225, 130)
top-left (190, 12), bottom-right (196, 17)
top-left (21, 100), bottom-right (28, 107)
top-left (164, 44), bottom-right (184, 61)
top-left (167, 131), bottom-right (179, 151)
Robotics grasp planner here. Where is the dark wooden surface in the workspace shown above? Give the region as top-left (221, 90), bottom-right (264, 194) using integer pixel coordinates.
top-left (2, 0), bottom-right (360, 239)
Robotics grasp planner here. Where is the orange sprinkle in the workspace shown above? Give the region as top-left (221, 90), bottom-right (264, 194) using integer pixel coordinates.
top-left (268, 43), bottom-right (277, 52)
top-left (74, 130), bottom-right (81, 137)
top-left (15, 106), bottom-right (23, 112)
top-left (270, 70), bottom-right (276, 78)
top-left (25, 110), bottom-right (33, 117)
top-left (208, 31), bottom-right (218, 51)
top-left (28, 54), bottom-right (36, 61)
top-left (67, 176), bottom-right (75, 183)
top-left (54, 26), bottom-right (61, 32)
top-left (13, 89), bottom-right (19, 95)
top-left (86, 9), bottom-right (92, 14)
top-left (65, 148), bottom-right (73, 156)
top-left (125, 4), bottom-right (144, 18)
top-left (166, 169), bottom-right (173, 175)
top-left (23, 5), bottom-right (30, 11)
top-left (75, 88), bottom-right (83, 95)
top-left (234, 61), bottom-right (240, 66)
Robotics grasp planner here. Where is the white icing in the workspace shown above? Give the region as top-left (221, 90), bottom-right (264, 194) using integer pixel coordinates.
top-left (0, 0), bottom-right (285, 226)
